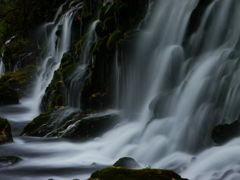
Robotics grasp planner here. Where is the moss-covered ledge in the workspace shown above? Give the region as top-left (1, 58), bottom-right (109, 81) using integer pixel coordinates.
top-left (88, 166), bottom-right (188, 180)
top-left (0, 117), bottom-right (13, 144)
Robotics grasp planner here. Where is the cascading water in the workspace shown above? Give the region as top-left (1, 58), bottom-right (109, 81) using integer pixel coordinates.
top-left (0, 36), bottom-right (16, 75)
top-left (2, 0), bottom-right (240, 180)
top-left (65, 20), bottom-right (99, 108)
top-left (0, 56), bottom-right (4, 75)
top-left (25, 1), bottom-right (83, 114)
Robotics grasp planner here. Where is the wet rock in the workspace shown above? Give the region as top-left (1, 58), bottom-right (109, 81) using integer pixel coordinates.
top-left (20, 107), bottom-right (80, 137)
top-left (88, 166), bottom-right (188, 180)
top-left (61, 113), bottom-right (120, 141)
top-left (0, 117), bottom-right (13, 144)
top-left (113, 157), bottom-right (141, 169)
top-left (0, 156), bottom-right (21, 168)
top-left (211, 120), bottom-right (240, 145)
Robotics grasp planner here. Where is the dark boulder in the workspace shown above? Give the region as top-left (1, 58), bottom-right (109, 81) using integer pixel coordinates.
top-left (113, 157), bottom-right (141, 169)
top-left (0, 117), bottom-right (13, 144)
top-left (212, 120), bottom-right (240, 145)
top-left (61, 113), bottom-right (120, 141)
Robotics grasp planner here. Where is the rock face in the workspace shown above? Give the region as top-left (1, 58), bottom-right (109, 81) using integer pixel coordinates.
top-left (0, 117), bottom-right (13, 144)
top-left (212, 120), bottom-right (240, 145)
top-left (88, 166), bottom-right (188, 180)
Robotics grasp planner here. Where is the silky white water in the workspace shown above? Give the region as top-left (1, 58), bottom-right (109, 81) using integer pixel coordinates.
top-left (65, 20), bottom-right (99, 108)
top-left (1, 0), bottom-right (240, 180)
top-left (23, 2), bottom-right (83, 114)
top-left (0, 57), bottom-right (4, 75)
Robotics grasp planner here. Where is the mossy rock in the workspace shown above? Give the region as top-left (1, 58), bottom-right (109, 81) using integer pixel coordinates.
top-left (212, 120), bottom-right (240, 145)
top-left (0, 156), bottom-right (22, 167)
top-left (61, 113), bottom-right (120, 140)
top-left (0, 65), bottom-right (36, 97)
top-left (113, 157), bottom-right (141, 169)
top-left (20, 111), bottom-right (53, 137)
top-left (21, 107), bottom-right (81, 137)
top-left (107, 30), bottom-right (123, 50)
top-left (88, 167), bottom-right (188, 180)
top-left (0, 117), bottom-right (13, 144)
top-left (104, 16), bottom-right (116, 33)
top-left (0, 84), bottom-right (19, 105)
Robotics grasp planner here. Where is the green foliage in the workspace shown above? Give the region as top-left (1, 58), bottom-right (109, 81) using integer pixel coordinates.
top-left (0, 117), bottom-right (13, 143)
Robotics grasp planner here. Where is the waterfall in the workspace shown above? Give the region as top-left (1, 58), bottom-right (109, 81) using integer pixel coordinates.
top-left (0, 36), bottom-right (16, 75)
top-left (65, 20), bottom-right (99, 108)
top-left (25, 2), bottom-right (83, 113)
top-left (3, 0), bottom-right (240, 180)
top-left (0, 56), bottom-right (4, 75)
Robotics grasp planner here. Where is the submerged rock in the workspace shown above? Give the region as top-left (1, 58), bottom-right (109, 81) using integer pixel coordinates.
top-left (0, 156), bottom-right (21, 168)
top-left (113, 157), bottom-right (141, 169)
top-left (88, 166), bottom-right (188, 180)
top-left (0, 117), bottom-right (13, 144)
top-left (212, 120), bottom-right (240, 145)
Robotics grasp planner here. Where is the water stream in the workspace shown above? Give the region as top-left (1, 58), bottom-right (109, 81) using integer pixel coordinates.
top-left (1, 0), bottom-right (240, 180)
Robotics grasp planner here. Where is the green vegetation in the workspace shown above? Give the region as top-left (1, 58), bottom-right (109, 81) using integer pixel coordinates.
top-left (88, 167), bottom-right (188, 180)
top-left (0, 117), bottom-right (13, 143)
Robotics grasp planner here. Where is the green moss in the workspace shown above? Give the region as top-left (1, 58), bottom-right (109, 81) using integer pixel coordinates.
top-left (41, 69), bottom-right (65, 112)
top-left (0, 117), bottom-right (13, 143)
top-left (0, 65), bottom-right (36, 97)
top-left (107, 30), bottom-right (123, 50)
top-left (89, 167), bottom-right (188, 180)
top-left (20, 111), bottom-right (53, 136)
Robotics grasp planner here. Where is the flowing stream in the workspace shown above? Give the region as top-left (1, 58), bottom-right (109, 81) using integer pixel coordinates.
top-left (1, 0), bottom-right (240, 180)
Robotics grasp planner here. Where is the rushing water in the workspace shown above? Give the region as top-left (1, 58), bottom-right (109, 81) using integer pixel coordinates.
top-left (0, 58), bottom-right (4, 75)
top-left (2, 0), bottom-right (240, 180)
top-left (65, 20), bottom-right (99, 108)
top-left (25, 1), bottom-right (83, 114)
